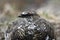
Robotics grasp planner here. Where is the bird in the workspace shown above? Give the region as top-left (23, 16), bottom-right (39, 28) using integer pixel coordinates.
top-left (10, 11), bottom-right (55, 40)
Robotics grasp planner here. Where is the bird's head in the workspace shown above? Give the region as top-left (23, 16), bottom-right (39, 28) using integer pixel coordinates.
top-left (18, 10), bottom-right (38, 18)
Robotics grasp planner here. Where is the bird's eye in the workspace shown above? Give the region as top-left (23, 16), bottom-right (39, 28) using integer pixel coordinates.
top-left (21, 12), bottom-right (28, 15)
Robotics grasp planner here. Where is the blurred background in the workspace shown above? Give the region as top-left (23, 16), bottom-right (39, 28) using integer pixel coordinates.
top-left (0, 0), bottom-right (60, 40)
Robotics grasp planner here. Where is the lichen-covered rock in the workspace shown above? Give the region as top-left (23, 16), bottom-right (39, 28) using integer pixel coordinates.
top-left (6, 11), bottom-right (55, 40)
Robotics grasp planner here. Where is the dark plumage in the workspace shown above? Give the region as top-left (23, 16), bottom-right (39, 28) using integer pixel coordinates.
top-left (9, 11), bottom-right (55, 40)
